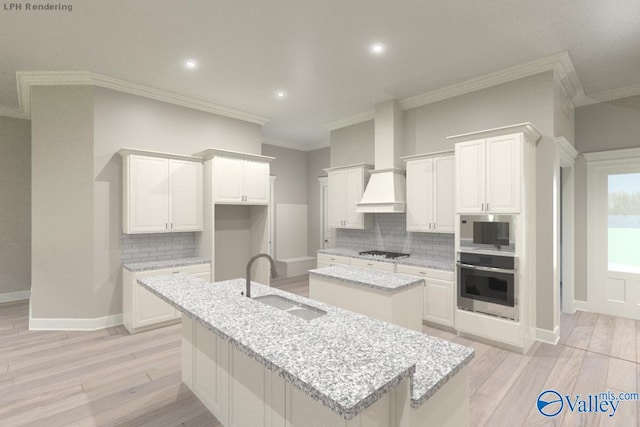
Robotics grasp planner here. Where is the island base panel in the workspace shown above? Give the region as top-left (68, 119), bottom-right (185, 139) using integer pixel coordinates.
top-left (309, 276), bottom-right (423, 331)
top-left (182, 316), bottom-right (470, 427)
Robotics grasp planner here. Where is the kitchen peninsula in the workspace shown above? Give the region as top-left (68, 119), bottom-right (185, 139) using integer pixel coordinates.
top-left (138, 274), bottom-right (474, 427)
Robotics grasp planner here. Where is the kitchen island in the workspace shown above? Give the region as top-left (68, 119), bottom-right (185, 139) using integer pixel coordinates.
top-left (309, 265), bottom-right (424, 331)
top-left (138, 274), bottom-right (474, 427)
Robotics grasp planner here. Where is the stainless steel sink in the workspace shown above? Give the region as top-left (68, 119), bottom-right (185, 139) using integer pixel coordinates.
top-left (254, 294), bottom-right (326, 320)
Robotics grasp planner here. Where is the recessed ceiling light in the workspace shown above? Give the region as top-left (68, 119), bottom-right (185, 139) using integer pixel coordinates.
top-left (184, 59), bottom-right (198, 70)
top-left (370, 43), bottom-right (385, 55)
top-left (275, 91), bottom-right (287, 99)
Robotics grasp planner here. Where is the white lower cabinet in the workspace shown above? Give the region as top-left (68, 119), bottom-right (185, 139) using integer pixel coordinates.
top-left (316, 253), bottom-right (351, 268)
top-left (396, 265), bottom-right (455, 328)
top-left (350, 257), bottom-right (395, 272)
top-left (123, 263), bottom-right (210, 334)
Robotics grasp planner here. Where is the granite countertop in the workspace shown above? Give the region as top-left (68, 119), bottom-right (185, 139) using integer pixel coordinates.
top-left (138, 274), bottom-right (474, 420)
top-left (122, 257), bottom-right (211, 272)
top-left (317, 248), bottom-right (455, 271)
top-left (308, 265), bottom-right (423, 292)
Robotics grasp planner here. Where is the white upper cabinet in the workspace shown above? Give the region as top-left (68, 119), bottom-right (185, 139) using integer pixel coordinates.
top-left (204, 151), bottom-right (272, 205)
top-left (169, 159), bottom-right (204, 231)
top-left (325, 164), bottom-right (372, 229)
top-left (454, 134), bottom-right (521, 214)
top-left (449, 124), bottom-right (541, 215)
top-left (121, 149), bottom-right (203, 234)
top-left (404, 152), bottom-right (454, 233)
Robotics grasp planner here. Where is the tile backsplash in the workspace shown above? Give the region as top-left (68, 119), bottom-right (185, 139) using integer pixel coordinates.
top-left (335, 213), bottom-right (454, 259)
top-left (120, 232), bottom-right (197, 264)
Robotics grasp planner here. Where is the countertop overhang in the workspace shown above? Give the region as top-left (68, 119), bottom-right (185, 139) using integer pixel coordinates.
top-left (137, 274), bottom-right (474, 419)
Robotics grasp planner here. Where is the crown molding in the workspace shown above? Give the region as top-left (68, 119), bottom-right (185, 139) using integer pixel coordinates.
top-left (262, 138), bottom-right (330, 152)
top-left (402, 51), bottom-right (583, 111)
top-left (325, 52), bottom-right (586, 132)
top-left (555, 136), bottom-right (578, 167)
top-left (324, 109), bottom-right (374, 131)
top-left (583, 147), bottom-right (640, 163)
top-left (16, 71), bottom-right (270, 125)
top-left (575, 83), bottom-right (640, 106)
top-left (0, 105), bottom-right (29, 120)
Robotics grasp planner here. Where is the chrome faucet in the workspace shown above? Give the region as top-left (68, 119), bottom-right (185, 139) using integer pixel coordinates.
top-left (245, 253), bottom-right (278, 298)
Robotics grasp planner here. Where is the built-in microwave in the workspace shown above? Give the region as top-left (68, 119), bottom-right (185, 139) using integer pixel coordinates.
top-left (459, 215), bottom-right (515, 252)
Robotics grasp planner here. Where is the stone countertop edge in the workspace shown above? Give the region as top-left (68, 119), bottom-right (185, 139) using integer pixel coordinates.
top-left (122, 257), bottom-right (211, 272)
top-left (308, 265), bottom-right (424, 291)
top-left (137, 275), bottom-right (474, 420)
top-left (317, 249), bottom-right (455, 271)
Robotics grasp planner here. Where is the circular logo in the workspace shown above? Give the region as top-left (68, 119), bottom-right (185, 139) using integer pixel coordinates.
top-left (537, 390), bottom-right (563, 417)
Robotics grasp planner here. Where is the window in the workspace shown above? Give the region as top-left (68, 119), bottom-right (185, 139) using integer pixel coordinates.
top-left (608, 172), bottom-right (640, 273)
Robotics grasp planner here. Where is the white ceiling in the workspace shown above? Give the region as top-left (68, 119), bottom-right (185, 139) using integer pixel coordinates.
top-left (1, 0), bottom-right (639, 148)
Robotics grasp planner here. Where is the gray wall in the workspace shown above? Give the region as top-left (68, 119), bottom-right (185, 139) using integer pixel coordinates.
top-left (330, 120), bottom-right (374, 167)
top-left (262, 144), bottom-right (308, 205)
top-left (0, 116), bottom-right (31, 297)
top-left (574, 95), bottom-right (640, 301)
top-left (404, 72), bottom-right (555, 155)
top-left (307, 147), bottom-right (330, 255)
top-left (30, 85), bottom-right (262, 320)
top-left (30, 85), bottom-right (96, 318)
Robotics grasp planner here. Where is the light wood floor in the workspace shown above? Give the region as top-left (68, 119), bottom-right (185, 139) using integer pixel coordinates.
top-left (1, 275), bottom-right (638, 426)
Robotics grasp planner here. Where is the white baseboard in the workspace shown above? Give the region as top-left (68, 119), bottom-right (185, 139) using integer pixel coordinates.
top-left (0, 290), bottom-right (31, 303)
top-left (535, 325), bottom-right (560, 345)
top-left (574, 300), bottom-right (590, 312)
top-left (29, 312), bottom-right (123, 331)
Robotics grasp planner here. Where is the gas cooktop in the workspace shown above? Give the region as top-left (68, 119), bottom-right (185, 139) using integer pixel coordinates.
top-left (358, 250), bottom-right (410, 260)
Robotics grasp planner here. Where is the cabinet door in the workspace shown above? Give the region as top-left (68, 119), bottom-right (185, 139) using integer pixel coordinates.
top-left (344, 168), bottom-right (365, 228)
top-left (127, 155), bottom-right (169, 233)
top-left (424, 278), bottom-right (454, 327)
top-left (243, 160), bottom-right (270, 204)
top-left (134, 282), bottom-right (177, 328)
top-left (169, 159), bottom-right (203, 231)
top-left (193, 322), bottom-right (230, 425)
top-left (433, 156), bottom-right (455, 233)
top-left (486, 133), bottom-right (521, 213)
top-left (327, 171), bottom-right (345, 228)
top-left (406, 158), bottom-right (433, 232)
top-left (455, 140), bottom-right (486, 214)
top-left (213, 157), bottom-right (244, 203)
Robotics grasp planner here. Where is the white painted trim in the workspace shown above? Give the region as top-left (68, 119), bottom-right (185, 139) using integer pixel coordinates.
top-left (0, 290), bottom-right (30, 303)
top-left (0, 106), bottom-right (29, 120)
top-left (29, 312), bottom-right (123, 331)
top-left (403, 52), bottom-right (583, 111)
top-left (447, 122), bottom-right (542, 144)
top-left (583, 147), bottom-right (640, 163)
top-left (325, 52), bottom-right (584, 131)
top-left (16, 71), bottom-right (269, 125)
top-left (194, 148), bottom-right (274, 162)
top-left (574, 300), bottom-right (590, 312)
top-left (555, 137), bottom-right (578, 167)
top-left (324, 110), bottom-right (374, 131)
top-left (262, 138), bottom-right (329, 152)
top-left (535, 326), bottom-right (560, 345)
top-left (119, 147), bottom-right (203, 162)
top-left (576, 83), bottom-right (640, 106)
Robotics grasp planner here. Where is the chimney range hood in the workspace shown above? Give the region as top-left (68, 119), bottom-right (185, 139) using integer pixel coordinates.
top-left (356, 100), bottom-right (406, 213)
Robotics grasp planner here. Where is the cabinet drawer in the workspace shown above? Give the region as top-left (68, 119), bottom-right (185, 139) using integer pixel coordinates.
top-left (395, 264), bottom-right (453, 281)
top-left (350, 258), bottom-right (395, 272)
top-left (317, 254), bottom-right (351, 266)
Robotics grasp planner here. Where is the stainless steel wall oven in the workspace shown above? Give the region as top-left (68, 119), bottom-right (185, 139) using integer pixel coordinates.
top-left (457, 251), bottom-right (518, 321)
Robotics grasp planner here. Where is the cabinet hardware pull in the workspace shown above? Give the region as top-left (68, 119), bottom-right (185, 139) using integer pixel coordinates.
top-left (481, 203), bottom-right (484, 212)
top-left (487, 203), bottom-right (489, 212)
